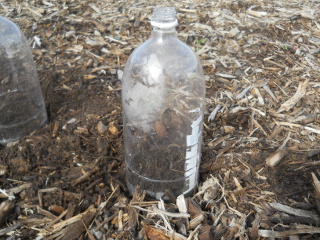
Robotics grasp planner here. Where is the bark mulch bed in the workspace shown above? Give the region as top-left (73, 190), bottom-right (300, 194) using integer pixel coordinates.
top-left (0, 0), bottom-right (320, 239)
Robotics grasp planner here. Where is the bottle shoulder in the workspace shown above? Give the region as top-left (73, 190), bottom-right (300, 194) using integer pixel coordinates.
top-left (126, 36), bottom-right (200, 67)
top-left (0, 17), bottom-right (23, 47)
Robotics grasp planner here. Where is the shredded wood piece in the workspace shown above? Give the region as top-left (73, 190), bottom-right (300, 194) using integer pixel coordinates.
top-left (0, 200), bottom-right (15, 227)
top-left (0, 223), bottom-right (22, 237)
top-left (259, 225), bottom-right (320, 238)
top-left (187, 224), bottom-right (201, 240)
top-left (208, 134), bottom-right (230, 148)
top-left (247, 8), bottom-right (267, 18)
top-left (215, 73), bottom-right (237, 79)
top-left (104, 35), bottom-right (127, 45)
top-left (252, 87), bottom-right (265, 106)
top-left (37, 206), bottom-right (57, 220)
top-left (208, 104), bottom-right (222, 121)
top-left (46, 209), bottom-right (68, 229)
top-left (177, 195), bottom-right (188, 214)
top-left (7, 183), bottom-right (33, 195)
top-left (269, 202), bottom-right (320, 223)
top-left (251, 115), bottom-right (268, 137)
top-left (312, 173), bottom-right (320, 199)
top-left (279, 132), bottom-right (291, 149)
top-left (132, 205), bottom-right (190, 218)
top-left (263, 84), bottom-right (279, 102)
top-left (142, 222), bottom-right (188, 240)
top-left (223, 197), bottom-right (243, 217)
top-left (188, 214), bottom-right (204, 230)
top-left (278, 80), bottom-right (309, 113)
top-left (236, 86), bottom-right (252, 99)
top-left (266, 149), bottom-right (288, 167)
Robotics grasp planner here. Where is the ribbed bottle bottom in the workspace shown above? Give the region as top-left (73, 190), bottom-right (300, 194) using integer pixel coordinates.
top-left (126, 165), bottom-right (197, 200)
top-left (0, 108), bottom-right (47, 145)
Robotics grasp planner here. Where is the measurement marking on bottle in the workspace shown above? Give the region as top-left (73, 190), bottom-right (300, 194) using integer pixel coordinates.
top-left (185, 113), bottom-right (203, 186)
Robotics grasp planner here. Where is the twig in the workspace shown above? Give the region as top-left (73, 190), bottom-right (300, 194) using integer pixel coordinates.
top-left (259, 225), bottom-right (320, 238)
top-left (279, 132), bottom-right (291, 149)
top-left (187, 224), bottom-right (202, 240)
top-left (104, 35), bottom-right (127, 45)
top-left (132, 205), bottom-right (190, 218)
top-left (95, 213), bottom-right (117, 231)
top-left (0, 223), bottom-right (22, 236)
top-left (269, 202), bottom-right (320, 223)
top-left (223, 197), bottom-right (243, 217)
top-left (81, 218), bottom-right (96, 240)
top-left (278, 79), bottom-right (309, 113)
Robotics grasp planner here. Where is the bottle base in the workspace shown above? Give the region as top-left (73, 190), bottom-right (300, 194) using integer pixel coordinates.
top-left (0, 108), bottom-right (48, 146)
top-left (126, 165), bottom-right (197, 200)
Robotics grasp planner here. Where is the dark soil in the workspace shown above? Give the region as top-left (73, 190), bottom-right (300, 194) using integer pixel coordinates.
top-left (129, 148), bottom-right (186, 181)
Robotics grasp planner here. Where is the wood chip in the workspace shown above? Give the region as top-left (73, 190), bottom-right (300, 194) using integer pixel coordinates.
top-left (269, 202), bottom-right (320, 223)
top-left (249, 214), bottom-right (261, 238)
top-left (266, 149), bottom-right (288, 167)
top-left (0, 223), bottom-right (22, 237)
top-left (247, 9), bottom-right (267, 18)
top-left (215, 73), bottom-right (237, 79)
top-left (259, 225), bottom-right (320, 238)
top-left (37, 206), bottom-right (57, 220)
top-left (208, 104), bottom-right (222, 121)
top-left (7, 183), bottom-right (33, 195)
top-left (128, 187), bottom-right (145, 231)
top-left (142, 222), bottom-right (187, 240)
top-left (278, 80), bottom-right (309, 113)
top-left (312, 173), bottom-right (320, 199)
top-left (0, 200), bottom-right (15, 227)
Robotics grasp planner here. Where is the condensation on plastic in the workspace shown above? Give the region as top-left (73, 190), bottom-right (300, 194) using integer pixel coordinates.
top-left (122, 6), bottom-right (206, 199)
top-left (0, 16), bottom-right (48, 145)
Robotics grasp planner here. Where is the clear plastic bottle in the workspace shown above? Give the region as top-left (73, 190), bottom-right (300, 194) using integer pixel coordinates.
top-left (122, 6), bottom-right (205, 199)
top-left (0, 17), bottom-right (48, 145)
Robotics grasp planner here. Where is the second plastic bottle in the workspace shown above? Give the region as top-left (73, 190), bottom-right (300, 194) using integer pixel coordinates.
top-left (122, 6), bottom-right (205, 199)
top-left (0, 17), bottom-right (47, 145)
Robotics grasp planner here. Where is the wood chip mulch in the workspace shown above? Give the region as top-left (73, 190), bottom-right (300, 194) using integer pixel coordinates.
top-left (0, 0), bottom-right (320, 239)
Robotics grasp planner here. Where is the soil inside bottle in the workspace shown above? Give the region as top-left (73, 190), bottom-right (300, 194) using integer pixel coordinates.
top-left (126, 147), bottom-right (188, 197)
top-left (125, 105), bottom-right (202, 198)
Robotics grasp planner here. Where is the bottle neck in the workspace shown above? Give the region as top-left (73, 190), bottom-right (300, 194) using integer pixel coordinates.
top-left (151, 27), bottom-right (177, 42)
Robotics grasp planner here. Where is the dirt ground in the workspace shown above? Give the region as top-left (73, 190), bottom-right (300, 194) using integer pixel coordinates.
top-left (0, 0), bottom-right (320, 239)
